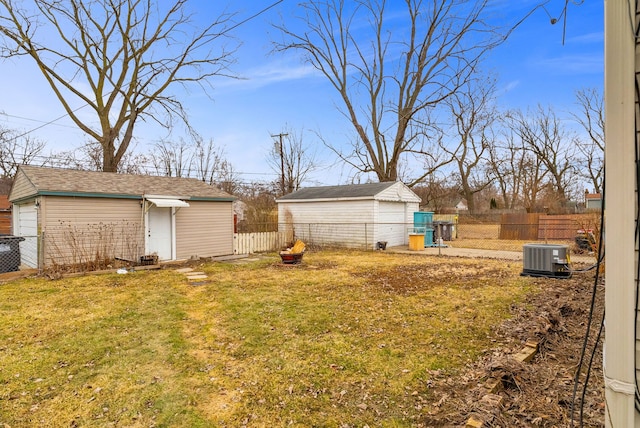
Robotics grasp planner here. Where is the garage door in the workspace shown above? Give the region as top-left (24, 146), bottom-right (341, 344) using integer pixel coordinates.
top-left (15, 203), bottom-right (38, 268)
top-left (377, 202), bottom-right (406, 246)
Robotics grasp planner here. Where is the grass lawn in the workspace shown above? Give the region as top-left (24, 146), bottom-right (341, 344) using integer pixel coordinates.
top-left (0, 250), bottom-right (535, 427)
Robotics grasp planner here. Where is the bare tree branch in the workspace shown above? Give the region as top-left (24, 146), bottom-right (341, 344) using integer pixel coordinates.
top-left (506, 106), bottom-right (579, 212)
top-left (572, 87), bottom-right (604, 194)
top-left (438, 74), bottom-right (496, 213)
top-left (0, 0), bottom-right (237, 172)
top-left (274, 0), bottom-right (508, 183)
top-left (0, 126), bottom-right (48, 177)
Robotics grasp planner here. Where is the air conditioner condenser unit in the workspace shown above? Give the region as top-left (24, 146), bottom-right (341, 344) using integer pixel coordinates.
top-left (521, 244), bottom-right (572, 279)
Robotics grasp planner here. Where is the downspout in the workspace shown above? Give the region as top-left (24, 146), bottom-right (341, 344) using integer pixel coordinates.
top-left (141, 195), bottom-right (147, 259)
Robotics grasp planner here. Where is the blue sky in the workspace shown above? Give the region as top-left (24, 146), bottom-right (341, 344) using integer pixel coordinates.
top-left (0, 0), bottom-right (603, 187)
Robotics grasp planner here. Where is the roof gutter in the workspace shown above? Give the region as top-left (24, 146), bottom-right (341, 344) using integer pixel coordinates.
top-left (11, 191), bottom-right (236, 204)
top-left (276, 196), bottom-right (420, 203)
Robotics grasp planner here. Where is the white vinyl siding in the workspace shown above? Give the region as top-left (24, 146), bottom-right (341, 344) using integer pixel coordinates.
top-left (279, 200), bottom-right (375, 224)
top-left (376, 182), bottom-right (421, 203)
top-left (176, 201), bottom-right (234, 258)
top-left (278, 200), bottom-right (376, 248)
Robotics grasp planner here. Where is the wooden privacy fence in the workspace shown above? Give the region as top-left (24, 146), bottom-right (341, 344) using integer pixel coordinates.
top-left (499, 214), bottom-right (540, 240)
top-left (500, 213), bottom-right (600, 240)
top-left (0, 212), bottom-right (10, 235)
top-left (233, 231), bottom-right (292, 254)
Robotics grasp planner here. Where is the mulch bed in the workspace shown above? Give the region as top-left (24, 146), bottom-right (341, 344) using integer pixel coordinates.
top-left (422, 266), bottom-right (605, 427)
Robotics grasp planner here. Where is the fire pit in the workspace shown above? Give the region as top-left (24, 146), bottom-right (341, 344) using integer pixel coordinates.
top-left (280, 252), bottom-right (304, 264)
top-left (279, 240), bottom-right (306, 264)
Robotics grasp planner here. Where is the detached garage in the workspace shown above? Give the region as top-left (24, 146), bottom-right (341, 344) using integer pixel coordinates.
top-left (9, 165), bottom-right (235, 269)
top-left (276, 182), bottom-right (421, 249)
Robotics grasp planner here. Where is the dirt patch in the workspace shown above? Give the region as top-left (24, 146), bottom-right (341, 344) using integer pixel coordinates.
top-left (356, 261), bottom-right (515, 295)
top-left (422, 268), bottom-right (605, 427)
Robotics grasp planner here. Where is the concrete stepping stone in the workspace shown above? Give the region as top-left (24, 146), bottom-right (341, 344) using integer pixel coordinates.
top-left (186, 274), bottom-right (208, 281)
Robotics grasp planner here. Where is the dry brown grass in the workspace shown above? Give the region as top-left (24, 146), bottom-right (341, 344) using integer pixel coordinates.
top-left (0, 250), bottom-right (536, 427)
top-left (457, 223), bottom-right (501, 239)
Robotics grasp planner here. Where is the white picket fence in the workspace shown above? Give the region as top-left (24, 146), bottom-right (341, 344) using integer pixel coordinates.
top-left (233, 231), bottom-right (292, 254)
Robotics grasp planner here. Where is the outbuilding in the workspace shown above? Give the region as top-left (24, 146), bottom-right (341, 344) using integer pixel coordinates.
top-left (9, 165), bottom-right (235, 269)
top-left (276, 182), bottom-right (421, 249)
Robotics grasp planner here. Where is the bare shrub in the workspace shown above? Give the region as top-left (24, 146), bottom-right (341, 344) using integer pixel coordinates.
top-left (45, 221), bottom-right (142, 273)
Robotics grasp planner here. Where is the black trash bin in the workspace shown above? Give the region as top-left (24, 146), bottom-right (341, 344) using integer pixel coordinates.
top-left (433, 221), bottom-right (454, 241)
top-left (0, 235), bottom-right (25, 273)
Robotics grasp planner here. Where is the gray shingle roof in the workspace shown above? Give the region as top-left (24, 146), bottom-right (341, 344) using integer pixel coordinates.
top-left (14, 165), bottom-right (234, 200)
top-left (277, 182), bottom-right (398, 200)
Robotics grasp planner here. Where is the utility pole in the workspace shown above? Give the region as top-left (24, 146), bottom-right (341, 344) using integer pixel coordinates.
top-left (271, 133), bottom-right (288, 195)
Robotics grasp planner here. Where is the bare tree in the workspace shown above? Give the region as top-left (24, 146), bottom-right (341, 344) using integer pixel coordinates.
top-left (0, 0), bottom-right (236, 172)
top-left (275, 0), bottom-right (507, 184)
top-left (439, 75), bottom-right (496, 213)
top-left (192, 136), bottom-right (226, 184)
top-left (519, 150), bottom-right (547, 212)
top-left (148, 139), bottom-right (192, 177)
top-left (489, 114), bottom-right (557, 213)
top-left (412, 174), bottom-right (458, 213)
top-left (487, 129), bottom-right (525, 210)
top-left (234, 181), bottom-right (278, 232)
top-left (147, 133), bottom-right (237, 193)
top-left (267, 127), bottom-right (318, 195)
top-left (572, 88), bottom-right (604, 194)
top-left (507, 106), bottom-right (578, 212)
top-left (0, 126), bottom-right (47, 177)
top-left (214, 160), bottom-right (241, 195)
top-left (190, 135), bottom-right (241, 193)
top-left (52, 140), bottom-right (149, 174)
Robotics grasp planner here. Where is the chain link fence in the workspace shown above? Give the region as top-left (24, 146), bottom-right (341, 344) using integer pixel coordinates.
top-left (0, 212), bottom-right (602, 274)
top-left (257, 212), bottom-right (602, 254)
top-left (0, 235), bottom-right (26, 273)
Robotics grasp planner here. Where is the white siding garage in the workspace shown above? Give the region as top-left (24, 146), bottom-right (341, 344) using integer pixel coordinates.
top-left (277, 182), bottom-right (421, 249)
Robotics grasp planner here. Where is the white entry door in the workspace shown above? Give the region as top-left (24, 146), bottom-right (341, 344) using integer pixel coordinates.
top-left (147, 206), bottom-right (173, 260)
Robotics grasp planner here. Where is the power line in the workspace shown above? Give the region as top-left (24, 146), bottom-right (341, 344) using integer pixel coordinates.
top-left (226, 0), bottom-right (284, 33)
top-left (10, 103), bottom-right (90, 140)
top-left (1, 0), bottom-right (287, 139)
top-left (0, 112), bottom-right (80, 130)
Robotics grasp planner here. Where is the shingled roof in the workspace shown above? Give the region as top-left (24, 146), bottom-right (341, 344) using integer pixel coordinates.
top-left (277, 182), bottom-right (414, 201)
top-left (10, 165), bottom-right (235, 202)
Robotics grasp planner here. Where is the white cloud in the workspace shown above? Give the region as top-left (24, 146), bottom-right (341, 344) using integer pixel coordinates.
top-left (215, 60), bottom-right (320, 91)
top-left (534, 54), bottom-right (603, 75)
top-left (565, 31), bottom-right (604, 44)
top-left (500, 80), bottom-right (520, 95)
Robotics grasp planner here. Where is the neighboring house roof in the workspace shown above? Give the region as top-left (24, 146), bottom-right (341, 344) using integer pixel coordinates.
top-left (585, 193), bottom-right (601, 200)
top-left (276, 182), bottom-right (421, 203)
top-left (9, 165), bottom-right (236, 203)
top-left (455, 200), bottom-right (468, 210)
